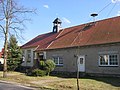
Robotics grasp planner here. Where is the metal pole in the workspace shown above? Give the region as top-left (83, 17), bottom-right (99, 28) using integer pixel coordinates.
top-left (77, 56), bottom-right (80, 90)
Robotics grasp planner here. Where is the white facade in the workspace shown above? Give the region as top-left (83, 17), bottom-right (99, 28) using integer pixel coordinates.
top-left (21, 47), bottom-right (47, 67)
top-left (0, 58), bottom-right (4, 64)
top-left (22, 48), bottom-right (35, 67)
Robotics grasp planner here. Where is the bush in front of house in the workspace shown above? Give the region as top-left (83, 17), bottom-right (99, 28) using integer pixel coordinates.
top-left (45, 59), bottom-right (55, 76)
top-left (31, 68), bottom-right (46, 76)
top-left (39, 60), bottom-right (46, 70)
top-left (31, 59), bottom-right (55, 76)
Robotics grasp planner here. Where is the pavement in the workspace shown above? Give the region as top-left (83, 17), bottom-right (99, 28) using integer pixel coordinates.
top-left (0, 80), bottom-right (35, 90)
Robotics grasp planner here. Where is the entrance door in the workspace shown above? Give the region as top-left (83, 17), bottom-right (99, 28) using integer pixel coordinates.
top-left (78, 56), bottom-right (85, 72)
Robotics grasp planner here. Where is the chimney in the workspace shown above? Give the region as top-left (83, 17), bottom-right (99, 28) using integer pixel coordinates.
top-left (53, 18), bottom-right (62, 33)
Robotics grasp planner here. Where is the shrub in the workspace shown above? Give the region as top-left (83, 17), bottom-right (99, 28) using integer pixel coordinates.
top-left (45, 59), bottom-right (55, 76)
top-left (31, 69), bottom-right (46, 76)
top-left (39, 61), bottom-right (46, 70)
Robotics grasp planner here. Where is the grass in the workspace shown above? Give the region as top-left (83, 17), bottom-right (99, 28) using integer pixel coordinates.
top-left (46, 77), bottom-right (120, 90)
top-left (0, 71), bottom-right (120, 90)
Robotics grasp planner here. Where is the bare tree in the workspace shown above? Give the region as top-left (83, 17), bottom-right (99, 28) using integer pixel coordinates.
top-left (0, 0), bottom-right (35, 78)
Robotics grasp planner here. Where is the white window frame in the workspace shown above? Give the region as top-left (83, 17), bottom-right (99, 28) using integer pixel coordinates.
top-left (53, 56), bottom-right (63, 66)
top-left (99, 53), bottom-right (119, 67)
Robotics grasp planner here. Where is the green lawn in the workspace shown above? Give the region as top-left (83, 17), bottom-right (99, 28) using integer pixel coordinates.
top-left (0, 71), bottom-right (120, 90)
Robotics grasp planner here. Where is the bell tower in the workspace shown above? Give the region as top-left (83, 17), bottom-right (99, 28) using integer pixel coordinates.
top-left (53, 18), bottom-right (62, 33)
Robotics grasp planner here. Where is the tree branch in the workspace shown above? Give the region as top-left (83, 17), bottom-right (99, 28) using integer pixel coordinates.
top-left (0, 24), bottom-right (5, 34)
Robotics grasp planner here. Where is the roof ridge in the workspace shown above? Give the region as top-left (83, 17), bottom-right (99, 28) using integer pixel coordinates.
top-left (61, 16), bottom-right (120, 31)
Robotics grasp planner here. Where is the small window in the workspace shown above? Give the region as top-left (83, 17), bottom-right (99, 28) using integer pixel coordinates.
top-left (99, 54), bottom-right (118, 66)
top-left (39, 54), bottom-right (44, 60)
top-left (27, 50), bottom-right (31, 63)
top-left (53, 56), bottom-right (63, 66)
top-left (80, 58), bottom-right (84, 64)
top-left (22, 50), bottom-right (25, 55)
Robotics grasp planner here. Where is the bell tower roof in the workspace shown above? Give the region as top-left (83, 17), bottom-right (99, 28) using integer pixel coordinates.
top-left (53, 18), bottom-right (62, 24)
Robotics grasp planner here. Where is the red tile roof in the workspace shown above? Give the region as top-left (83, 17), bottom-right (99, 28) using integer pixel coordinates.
top-left (22, 16), bottom-right (120, 51)
top-left (47, 16), bottom-right (120, 50)
top-left (21, 32), bottom-right (61, 50)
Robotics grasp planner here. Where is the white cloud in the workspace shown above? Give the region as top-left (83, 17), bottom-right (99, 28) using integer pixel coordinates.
top-left (62, 17), bottom-right (71, 24)
top-left (43, 5), bottom-right (49, 9)
top-left (111, 0), bottom-right (120, 3)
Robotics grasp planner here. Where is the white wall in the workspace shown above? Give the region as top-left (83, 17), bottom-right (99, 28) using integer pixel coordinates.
top-left (21, 48), bottom-right (35, 67)
top-left (0, 58), bottom-right (4, 64)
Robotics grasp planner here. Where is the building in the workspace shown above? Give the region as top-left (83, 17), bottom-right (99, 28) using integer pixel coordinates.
top-left (21, 16), bottom-right (120, 76)
top-left (0, 48), bottom-right (4, 64)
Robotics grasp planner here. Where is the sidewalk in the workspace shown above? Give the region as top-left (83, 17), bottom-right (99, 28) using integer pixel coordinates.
top-left (0, 80), bottom-right (35, 90)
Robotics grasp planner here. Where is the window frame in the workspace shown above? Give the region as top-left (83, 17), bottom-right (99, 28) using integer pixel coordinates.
top-left (52, 56), bottom-right (63, 66)
top-left (27, 50), bottom-right (31, 63)
top-left (99, 53), bottom-right (119, 67)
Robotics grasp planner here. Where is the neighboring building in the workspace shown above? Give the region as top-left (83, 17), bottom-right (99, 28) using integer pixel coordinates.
top-left (0, 48), bottom-right (4, 64)
top-left (0, 52), bottom-right (2, 58)
top-left (21, 16), bottom-right (120, 76)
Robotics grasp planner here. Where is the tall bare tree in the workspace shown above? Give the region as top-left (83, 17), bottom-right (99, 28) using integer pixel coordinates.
top-left (0, 0), bottom-right (35, 78)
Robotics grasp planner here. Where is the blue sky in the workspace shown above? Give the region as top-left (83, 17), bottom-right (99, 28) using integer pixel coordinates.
top-left (0, 0), bottom-right (120, 50)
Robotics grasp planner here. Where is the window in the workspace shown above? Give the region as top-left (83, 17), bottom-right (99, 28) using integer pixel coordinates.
top-left (22, 50), bottom-right (25, 55)
top-left (80, 58), bottom-right (84, 64)
top-left (27, 50), bottom-right (31, 62)
top-left (39, 54), bottom-right (44, 60)
top-left (99, 54), bottom-right (118, 66)
top-left (53, 56), bottom-right (63, 66)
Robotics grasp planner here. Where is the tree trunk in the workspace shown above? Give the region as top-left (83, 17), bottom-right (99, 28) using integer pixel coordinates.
top-left (3, 36), bottom-right (8, 78)
top-left (3, 19), bottom-right (9, 78)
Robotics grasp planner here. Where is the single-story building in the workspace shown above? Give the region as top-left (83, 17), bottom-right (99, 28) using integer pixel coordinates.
top-left (21, 16), bottom-right (120, 76)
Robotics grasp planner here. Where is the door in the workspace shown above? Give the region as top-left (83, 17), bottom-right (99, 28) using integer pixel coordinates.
top-left (77, 56), bottom-right (85, 72)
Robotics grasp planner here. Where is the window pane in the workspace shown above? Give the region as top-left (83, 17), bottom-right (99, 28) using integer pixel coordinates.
top-left (55, 59), bottom-right (58, 64)
top-left (53, 57), bottom-right (58, 64)
top-left (59, 57), bottom-right (63, 65)
top-left (99, 55), bottom-right (108, 65)
top-left (109, 55), bottom-right (118, 65)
